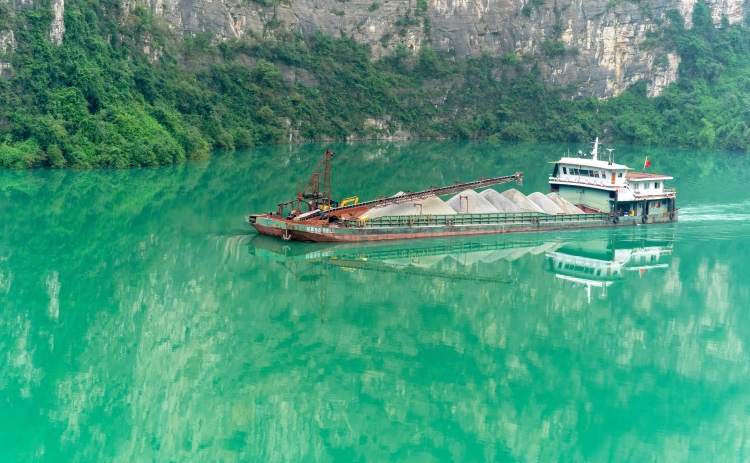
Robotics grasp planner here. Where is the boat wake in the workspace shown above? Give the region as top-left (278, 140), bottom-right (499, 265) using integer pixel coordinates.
top-left (210, 234), bottom-right (254, 261)
top-left (678, 201), bottom-right (750, 223)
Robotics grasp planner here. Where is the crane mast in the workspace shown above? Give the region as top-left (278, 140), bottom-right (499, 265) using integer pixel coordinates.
top-left (275, 149), bottom-right (524, 220)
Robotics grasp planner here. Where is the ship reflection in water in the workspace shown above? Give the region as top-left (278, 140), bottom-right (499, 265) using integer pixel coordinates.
top-left (247, 230), bottom-right (674, 314)
top-left (547, 238), bottom-right (673, 302)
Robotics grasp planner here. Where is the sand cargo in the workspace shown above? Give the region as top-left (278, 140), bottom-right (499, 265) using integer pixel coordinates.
top-left (247, 140), bottom-right (677, 242)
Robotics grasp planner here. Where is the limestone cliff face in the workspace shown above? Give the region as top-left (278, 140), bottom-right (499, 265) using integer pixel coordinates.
top-left (0, 29), bottom-right (14, 77)
top-left (48, 0), bottom-right (65, 45)
top-left (129, 0), bottom-right (744, 98)
top-left (2, 0), bottom-right (748, 97)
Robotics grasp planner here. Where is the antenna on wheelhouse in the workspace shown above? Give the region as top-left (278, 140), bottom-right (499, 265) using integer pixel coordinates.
top-left (606, 148), bottom-right (615, 165)
top-left (590, 137), bottom-right (599, 161)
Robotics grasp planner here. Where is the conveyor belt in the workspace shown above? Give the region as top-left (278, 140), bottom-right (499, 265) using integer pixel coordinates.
top-left (323, 172), bottom-right (523, 217)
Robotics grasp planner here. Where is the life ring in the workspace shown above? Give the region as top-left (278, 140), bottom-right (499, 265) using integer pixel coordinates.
top-left (642, 215), bottom-right (648, 224)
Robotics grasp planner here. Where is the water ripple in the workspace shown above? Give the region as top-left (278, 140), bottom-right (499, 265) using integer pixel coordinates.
top-left (678, 201), bottom-right (750, 223)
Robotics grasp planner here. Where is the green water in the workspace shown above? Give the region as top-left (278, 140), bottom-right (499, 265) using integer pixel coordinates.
top-left (2, 140), bottom-right (750, 462)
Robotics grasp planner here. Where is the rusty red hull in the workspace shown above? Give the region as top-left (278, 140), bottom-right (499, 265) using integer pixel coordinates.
top-left (249, 211), bottom-right (678, 243)
top-left (252, 224), bottom-right (602, 242)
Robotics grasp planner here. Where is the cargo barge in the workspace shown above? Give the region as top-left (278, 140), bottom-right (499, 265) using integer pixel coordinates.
top-left (247, 140), bottom-right (677, 242)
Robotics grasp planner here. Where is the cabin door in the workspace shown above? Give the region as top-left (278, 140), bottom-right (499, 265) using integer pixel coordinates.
top-left (611, 172), bottom-right (616, 185)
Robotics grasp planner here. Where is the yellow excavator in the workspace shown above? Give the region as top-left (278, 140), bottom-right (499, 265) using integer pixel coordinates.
top-left (339, 197), bottom-right (359, 208)
top-left (320, 196), bottom-right (358, 211)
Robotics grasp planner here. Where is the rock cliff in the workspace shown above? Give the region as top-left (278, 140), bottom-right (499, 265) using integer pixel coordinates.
top-left (0, 0), bottom-right (747, 97)
top-left (125, 0), bottom-right (745, 97)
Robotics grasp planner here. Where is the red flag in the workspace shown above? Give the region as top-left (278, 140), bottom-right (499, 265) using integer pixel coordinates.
top-left (644, 157), bottom-right (652, 170)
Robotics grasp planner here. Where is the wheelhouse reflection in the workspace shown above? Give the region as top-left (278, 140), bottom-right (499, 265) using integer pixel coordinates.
top-left (547, 238), bottom-right (673, 301)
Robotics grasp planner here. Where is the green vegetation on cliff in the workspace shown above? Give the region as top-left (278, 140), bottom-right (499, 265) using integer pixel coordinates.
top-left (599, 3), bottom-right (750, 151)
top-left (0, 0), bottom-right (748, 168)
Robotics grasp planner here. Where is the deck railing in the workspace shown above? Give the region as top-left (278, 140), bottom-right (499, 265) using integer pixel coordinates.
top-left (548, 175), bottom-right (613, 189)
top-left (632, 188), bottom-right (676, 199)
top-left (344, 211), bottom-right (610, 228)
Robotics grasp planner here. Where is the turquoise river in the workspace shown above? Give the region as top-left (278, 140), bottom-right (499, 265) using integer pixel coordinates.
top-left (2, 141), bottom-right (750, 462)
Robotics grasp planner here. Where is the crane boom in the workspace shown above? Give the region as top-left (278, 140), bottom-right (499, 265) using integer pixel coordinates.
top-left (324, 172), bottom-right (523, 217)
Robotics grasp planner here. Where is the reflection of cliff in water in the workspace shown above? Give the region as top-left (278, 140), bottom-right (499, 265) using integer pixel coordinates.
top-left (9, 217), bottom-right (750, 463)
top-left (5, 225), bottom-right (750, 463)
top-left (3, 141), bottom-right (750, 462)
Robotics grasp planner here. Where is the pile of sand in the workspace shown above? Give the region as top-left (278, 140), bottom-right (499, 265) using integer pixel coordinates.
top-left (500, 189), bottom-right (544, 213)
top-left (366, 195), bottom-right (456, 218)
top-left (446, 190), bottom-right (500, 214)
top-left (479, 189), bottom-right (524, 213)
top-left (528, 192), bottom-right (564, 214)
top-left (364, 189), bottom-right (584, 218)
top-left (547, 193), bottom-right (584, 214)
top-left (448, 251), bottom-right (496, 266)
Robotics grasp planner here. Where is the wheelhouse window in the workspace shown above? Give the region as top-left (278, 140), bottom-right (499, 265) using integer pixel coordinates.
top-left (618, 172), bottom-right (623, 178)
top-left (643, 182), bottom-right (649, 189)
top-left (654, 182), bottom-right (660, 189)
top-left (634, 183), bottom-right (639, 190)
top-left (562, 167), bottom-right (567, 174)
